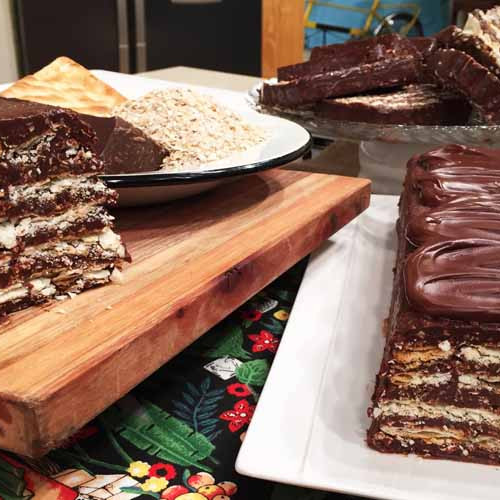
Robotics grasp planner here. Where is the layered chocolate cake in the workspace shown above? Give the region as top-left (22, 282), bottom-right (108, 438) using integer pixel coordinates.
top-left (316, 85), bottom-right (471, 125)
top-left (368, 144), bottom-right (500, 465)
top-left (0, 96), bottom-right (127, 314)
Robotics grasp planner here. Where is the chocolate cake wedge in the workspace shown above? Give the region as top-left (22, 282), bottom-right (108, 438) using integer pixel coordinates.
top-left (368, 144), bottom-right (500, 466)
top-left (0, 96), bottom-right (127, 315)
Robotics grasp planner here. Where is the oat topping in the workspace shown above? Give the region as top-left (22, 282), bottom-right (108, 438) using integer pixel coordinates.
top-left (114, 88), bottom-right (267, 171)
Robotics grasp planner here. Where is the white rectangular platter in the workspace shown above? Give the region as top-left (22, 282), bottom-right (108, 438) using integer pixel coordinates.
top-left (236, 194), bottom-right (500, 500)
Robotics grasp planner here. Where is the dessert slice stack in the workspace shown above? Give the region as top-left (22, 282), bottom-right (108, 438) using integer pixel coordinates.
top-left (0, 96), bottom-right (127, 315)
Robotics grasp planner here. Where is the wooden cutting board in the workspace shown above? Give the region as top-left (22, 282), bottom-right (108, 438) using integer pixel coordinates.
top-left (0, 169), bottom-right (370, 457)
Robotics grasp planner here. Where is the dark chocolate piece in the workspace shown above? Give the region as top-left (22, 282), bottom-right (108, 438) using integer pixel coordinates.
top-left (309, 33), bottom-right (409, 61)
top-left (101, 117), bottom-right (168, 174)
top-left (315, 85), bottom-right (470, 125)
top-left (261, 56), bottom-right (421, 108)
top-left (80, 114), bottom-right (168, 174)
top-left (426, 48), bottom-right (500, 123)
top-left (436, 25), bottom-right (500, 77)
top-left (409, 36), bottom-right (438, 57)
top-left (278, 33), bottom-right (420, 81)
top-left (0, 97), bottom-right (102, 187)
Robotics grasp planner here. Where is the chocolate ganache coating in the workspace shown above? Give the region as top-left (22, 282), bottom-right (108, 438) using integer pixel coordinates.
top-left (405, 238), bottom-right (500, 321)
top-left (407, 144), bottom-right (500, 206)
top-left (406, 195), bottom-right (500, 246)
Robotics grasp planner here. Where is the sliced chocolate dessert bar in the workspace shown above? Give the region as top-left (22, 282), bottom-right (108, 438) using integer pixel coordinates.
top-left (427, 48), bottom-right (500, 123)
top-left (436, 25), bottom-right (500, 77)
top-left (261, 56), bottom-right (421, 108)
top-left (315, 85), bottom-right (470, 125)
top-left (278, 33), bottom-right (420, 81)
top-left (309, 33), bottom-right (411, 61)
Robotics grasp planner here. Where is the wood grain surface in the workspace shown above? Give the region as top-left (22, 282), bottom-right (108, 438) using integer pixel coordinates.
top-left (261, 0), bottom-right (304, 78)
top-left (0, 170), bottom-right (370, 457)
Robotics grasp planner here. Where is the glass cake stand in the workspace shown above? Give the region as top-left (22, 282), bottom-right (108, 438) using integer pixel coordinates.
top-left (248, 83), bottom-right (500, 194)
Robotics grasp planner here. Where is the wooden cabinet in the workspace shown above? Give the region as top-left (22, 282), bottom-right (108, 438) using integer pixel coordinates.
top-left (261, 0), bottom-right (304, 78)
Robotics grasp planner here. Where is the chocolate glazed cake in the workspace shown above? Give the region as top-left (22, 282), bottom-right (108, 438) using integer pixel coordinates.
top-left (368, 144), bottom-right (500, 465)
top-left (0, 96), bottom-right (127, 315)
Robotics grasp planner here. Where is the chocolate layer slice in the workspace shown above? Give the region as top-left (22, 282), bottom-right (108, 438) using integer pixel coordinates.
top-left (0, 205), bottom-right (115, 252)
top-left (316, 85), bottom-right (470, 125)
top-left (0, 175), bottom-right (116, 218)
top-left (0, 265), bottom-right (116, 316)
top-left (0, 227), bottom-right (126, 288)
top-left (278, 33), bottom-right (420, 81)
top-left (309, 33), bottom-right (411, 61)
top-left (261, 56), bottom-right (421, 108)
top-left (0, 97), bottom-right (102, 187)
top-left (436, 25), bottom-right (500, 78)
top-left (426, 48), bottom-right (500, 123)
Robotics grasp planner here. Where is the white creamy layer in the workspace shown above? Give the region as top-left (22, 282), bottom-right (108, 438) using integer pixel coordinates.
top-left (460, 346), bottom-right (500, 366)
top-left (0, 277), bottom-right (56, 305)
top-left (0, 204), bottom-right (113, 249)
top-left (376, 399), bottom-right (500, 427)
top-left (380, 423), bottom-right (464, 441)
top-left (390, 372), bottom-right (452, 387)
top-left (0, 228), bottom-right (125, 265)
top-left (6, 175), bottom-right (108, 204)
top-left (0, 267), bottom-right (112, 305)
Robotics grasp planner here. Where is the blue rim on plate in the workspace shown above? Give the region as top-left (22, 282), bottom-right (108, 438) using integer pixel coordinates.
top-left (101, 134), bottom-right (312, 188)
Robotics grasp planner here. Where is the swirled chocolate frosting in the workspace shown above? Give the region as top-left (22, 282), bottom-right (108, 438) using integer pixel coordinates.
top-left (406, 195), bottom-right (500, 246)
top-left (407, 144), bottom-right (500, 206)
top-left (405, 238), bottom-right (500, 321)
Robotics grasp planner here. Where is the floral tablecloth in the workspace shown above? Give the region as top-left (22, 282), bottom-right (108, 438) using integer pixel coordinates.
top-left (2, 261), bottom-right (358, 500)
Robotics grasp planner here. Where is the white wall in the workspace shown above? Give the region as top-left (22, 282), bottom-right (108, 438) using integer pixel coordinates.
top-left (0, 1), bottom-right (18, 83)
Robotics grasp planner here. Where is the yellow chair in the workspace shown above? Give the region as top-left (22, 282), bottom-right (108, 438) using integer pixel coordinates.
top-left (304, 0), bottom-right (423, 41)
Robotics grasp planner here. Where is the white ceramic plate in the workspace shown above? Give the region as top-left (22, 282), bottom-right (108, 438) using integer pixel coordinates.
top-left (0, 72), bottom-right (311, 206)
top-left (236, 195), bottom-right (500, 500)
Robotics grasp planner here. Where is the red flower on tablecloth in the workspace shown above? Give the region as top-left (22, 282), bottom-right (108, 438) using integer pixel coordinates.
top-left (227, 382), bottom-right (252, 397)
top-left (219, 399), bottom-right (255, 432)
top-left (241, 309), bottom-right (262, 322)
top-left (60, 425), bottom-right (99, 448)
top-left (149, 462), bottom-right (177, 480)
top-left (248, 330), bottom-right (279, 353)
